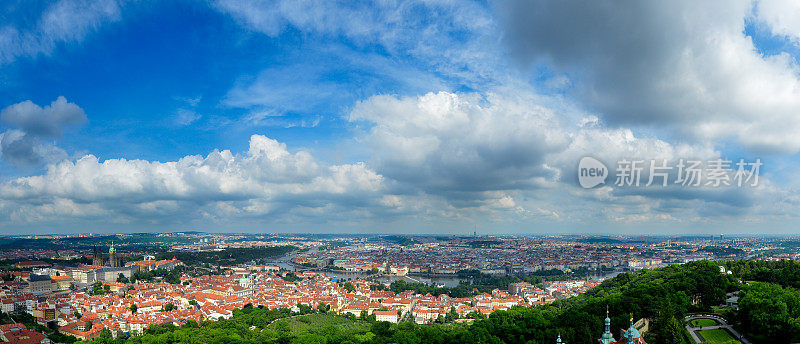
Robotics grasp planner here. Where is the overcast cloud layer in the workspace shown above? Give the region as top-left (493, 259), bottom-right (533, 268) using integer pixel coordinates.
top-left (0, 0), bottom-right (798, 234)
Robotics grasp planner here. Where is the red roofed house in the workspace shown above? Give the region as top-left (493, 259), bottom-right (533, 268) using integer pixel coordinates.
top-left (374, 310), bottom-right (399, 323)
top-left (50, 275), bottom-right (73, 292)
top-left (58, 321), bottom-right (103, 341)
top-left (0, 323), bottom-right (51, 344)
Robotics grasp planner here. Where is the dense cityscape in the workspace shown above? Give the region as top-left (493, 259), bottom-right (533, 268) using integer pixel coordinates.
top-left (0, 234), bottom-right (798, 343)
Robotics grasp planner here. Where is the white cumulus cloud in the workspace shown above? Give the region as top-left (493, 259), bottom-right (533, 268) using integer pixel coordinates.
top-left (0, 135), bottom-right (389, 225)
top-left (0, 96), bottom-right (85, 166)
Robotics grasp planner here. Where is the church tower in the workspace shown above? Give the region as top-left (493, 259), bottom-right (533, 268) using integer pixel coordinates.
top-left (621, 314), bottom-right (646, 344)
top-left (109, 244), bottom-right (117, 267)
top-left (92, 247), bottom-right (103, 266)
top-left (598, 306), bottom-right (616, 344)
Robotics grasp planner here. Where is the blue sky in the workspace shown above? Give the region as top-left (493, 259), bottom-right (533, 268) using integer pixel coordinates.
top-left (1, 0), bottom-right (800, 235)
top-left (2, 1), bottom-right (382, 164)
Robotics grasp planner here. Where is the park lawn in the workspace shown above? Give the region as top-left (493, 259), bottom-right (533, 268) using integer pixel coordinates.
top-left (268, 314), bottom-right (371, 335)
top-left (699, 329), bottom-right (742, 344)
top-left (691, 319), bottom-right (718, 327)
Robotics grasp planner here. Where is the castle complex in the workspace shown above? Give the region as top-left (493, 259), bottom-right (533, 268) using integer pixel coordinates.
top-left (91, 245), bottom-right (124, 268)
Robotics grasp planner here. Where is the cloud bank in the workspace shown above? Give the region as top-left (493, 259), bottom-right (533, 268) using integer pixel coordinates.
top-left (0, 96), bottom-right (86, 166)
top-left (497, 0), bottom-right (800, 153)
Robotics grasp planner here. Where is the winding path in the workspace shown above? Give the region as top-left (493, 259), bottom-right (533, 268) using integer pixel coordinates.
top-left (684, 315), bottom-right (751, 344)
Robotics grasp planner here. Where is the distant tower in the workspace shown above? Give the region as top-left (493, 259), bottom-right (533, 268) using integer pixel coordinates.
top-left (92, 247), bottom-right (103, 266)
top-left (109, 245), bottom-right (117, 267)
top-left (108, 244), bottom-right (122, 268)
top-left (556, 334), bottom-right (565, 344)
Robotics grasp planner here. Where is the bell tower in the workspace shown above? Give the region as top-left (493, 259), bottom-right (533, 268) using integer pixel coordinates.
top-left (109, 244), bottom-right (120, 267)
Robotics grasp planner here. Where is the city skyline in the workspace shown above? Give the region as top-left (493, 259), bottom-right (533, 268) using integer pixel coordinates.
top-left (3, 1), bottom-right (800, 234)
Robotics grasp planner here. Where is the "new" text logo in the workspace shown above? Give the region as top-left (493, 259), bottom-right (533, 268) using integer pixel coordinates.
top-left (578, 157), bottom-right (608, 189)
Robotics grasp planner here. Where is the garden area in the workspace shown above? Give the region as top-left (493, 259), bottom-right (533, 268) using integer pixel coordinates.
top-left (699, 329), bottom-right (741, 344)
top-left (691, 318), bottom-right (718, 327)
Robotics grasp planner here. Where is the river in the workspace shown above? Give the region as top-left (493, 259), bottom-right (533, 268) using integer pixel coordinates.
top-left (264, 250), bottom-right (624, 288)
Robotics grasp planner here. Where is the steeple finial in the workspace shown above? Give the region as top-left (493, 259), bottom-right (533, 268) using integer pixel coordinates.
top-left (600, 309), bottom-right (616, 344)
top-left (624, 313), bottom-right (641, 340)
